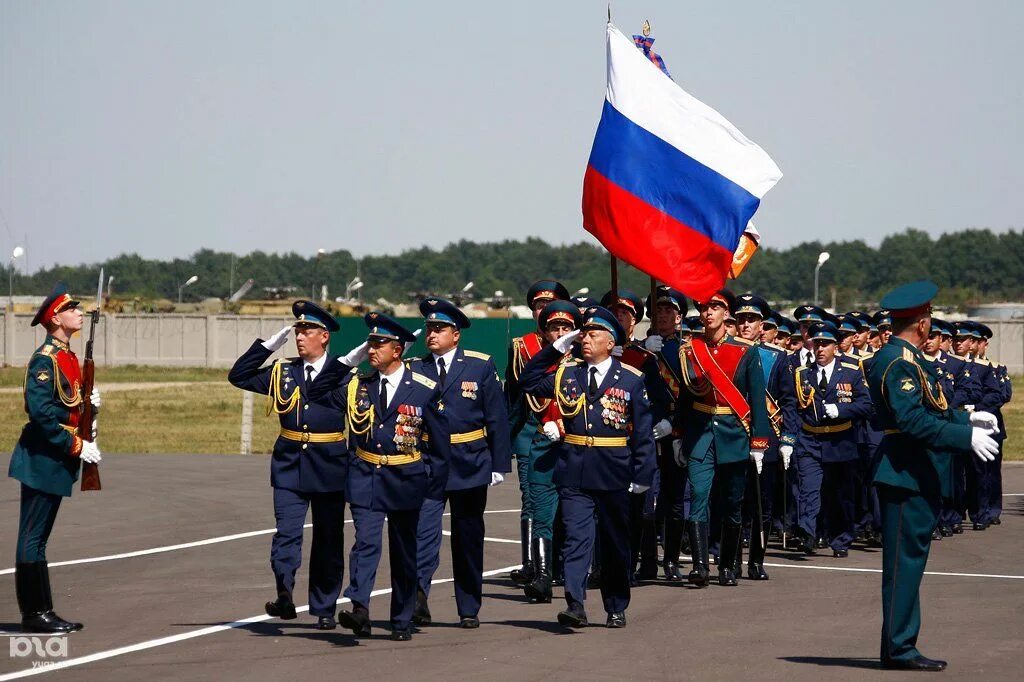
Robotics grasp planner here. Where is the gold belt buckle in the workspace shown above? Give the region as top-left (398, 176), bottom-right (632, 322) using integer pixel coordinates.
top-left (585, 435), bottom-right (595, 447)
top-left (301, 431), bottom-right (311, 443)
top-left (379, 454), bottom-right (389, 468)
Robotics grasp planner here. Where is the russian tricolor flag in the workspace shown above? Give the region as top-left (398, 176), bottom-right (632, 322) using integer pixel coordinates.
top-left (583, 24), bottom-right (782, 301)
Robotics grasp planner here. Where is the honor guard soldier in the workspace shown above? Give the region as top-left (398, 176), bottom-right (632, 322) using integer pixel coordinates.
top-left (846, 312), bottom-right (873, 357)
top-left (642, 286), bottom-right (691, 581)
top-left (310, 313), bottom-right (450, 641)
top-left (733, 294), bottom-right (793, 578)
top-left (873, 309), bottom-right (893, 347)
top-left (675, 289), bottom-right (771, 587)
top-left (783, 321), bottom-right (872, 557)
top-left (518, 306), bottom-right (656, 629)
top-left (773, 315), bottom-right (794, 349)
top-left (600, 289), bottom-right (673, 581)
top-left (834, 315), bottom-right (860, 356)
top-left (505, 280), bottom-right (570, 587)
top-left (411, 298), bottom-right (511, 629)
top-left (974, 323), bottom-right (1010, 526)
top-left (10, 283), bottom-right (101, 633)
top-left (523, 300), bottom-right (584, 603)
top-left (229, 301), bottom-right (363, 629)
top-left (864, 281), bottom-right (1001, 671)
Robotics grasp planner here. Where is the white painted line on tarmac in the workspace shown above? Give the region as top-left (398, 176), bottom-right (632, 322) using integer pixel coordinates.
top-left (676, 555), bottom-right (1024, 580)
top-left (1003, 493), bottom-right (1024, 496)
top-left (0, 509), bottom-right (521, 576)
top-left (442, 530), bottom-right (519, 544)
top-left (0, 563), bottom-right (521, 681)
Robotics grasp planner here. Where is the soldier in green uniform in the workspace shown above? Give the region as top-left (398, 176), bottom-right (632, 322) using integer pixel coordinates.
top-left (864, 281), bottom-right (1001, 671)
top-left (9, 283), bottom-right (102, 633)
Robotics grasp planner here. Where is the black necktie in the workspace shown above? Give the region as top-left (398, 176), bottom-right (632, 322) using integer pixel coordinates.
top-left (380, 378), bottom-right (388, 408)
top-left (818, 368), bottom-right (827, 393)
top-left (805, 351), bottom-right (814, 369)
top-left (305, 365), bottom-right (314, 385)
top-left (589, 367), bottom-right (599, 396)
top-left (437, 357), bottom-right (447, 386)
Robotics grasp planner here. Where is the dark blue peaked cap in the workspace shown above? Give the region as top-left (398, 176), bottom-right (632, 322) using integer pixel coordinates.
top-left (582, 306), bottom-right (626, 345)
top-left (292, 300), bottom-right (340, 332)
top-left (419, 297), bottom-right (470, 329)
top-left (364, 311), bottom-right (417, 343)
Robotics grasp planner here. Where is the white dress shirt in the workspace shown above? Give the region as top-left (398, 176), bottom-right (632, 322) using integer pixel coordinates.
top-left (431, 347), bottom-right (458, 376)
top-left (814, 358), bottom-right (837, 386)
top-left (302, 353), bottom-right (329, 383)
top-left (378, 363), bottom-right (406, 408)
top-left (586, 356), bottom-right (614, 390)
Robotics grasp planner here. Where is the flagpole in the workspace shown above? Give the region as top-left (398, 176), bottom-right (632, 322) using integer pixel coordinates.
top-left (649, 276), bottom-right (657, 330)
top-left (610, 253), bottom-right (619, 302)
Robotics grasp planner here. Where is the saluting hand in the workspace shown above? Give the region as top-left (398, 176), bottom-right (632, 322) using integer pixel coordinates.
top-left (340, 341), bottom-right (369, 366)
top-left (404, 328), bottom-right (423, 353)
top-left (261, 325), bottom-right (293, 352)
top-left (553, 329), bottom-right (581, 354)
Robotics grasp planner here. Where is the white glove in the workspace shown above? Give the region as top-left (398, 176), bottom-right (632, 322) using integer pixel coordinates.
top-left (628, 482), bottom-right (650, 494)
top-left (969, 411), bottom-right (999, 433)
top-left (963, 404), bottom-right (975, 412)
top-left (90, 388), bottom-right (101, 411)
top-left (541, 421), bottom-right (561, 442)
top-left (970, 428), bottom-right (998, 462)
top-left (91, 418), bottom-right (98, 441)
top-left (611, 345), bottom-right (623, 357)
top-left (489, 472), bottom-right (504, 487)
top-left (644, 335), bottom-right (664, 353)
top-left (553, 329), bottom-right (581, 354)
top-left (672, 439), bottom-right (684, 466)
top-left (80, 440), bottom-right (102, 464)
top-left (652, 419), bottom-right (672, 440)
top-left (261, 325), bottom-right (293, 352)
top-left (823, 403), bottom-right (839, 419)
top-left (780, 445), bottom-right (793, 471)
top-left (750, 448), bottom-right (765, 474)
top-left (404, 328), bottom-right (423, 352)
top-left (340, 341), bottom-right (369, 366)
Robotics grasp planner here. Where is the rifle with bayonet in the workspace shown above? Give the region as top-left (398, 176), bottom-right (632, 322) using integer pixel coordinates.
top-left (78, 268), bottom-right (103, 491)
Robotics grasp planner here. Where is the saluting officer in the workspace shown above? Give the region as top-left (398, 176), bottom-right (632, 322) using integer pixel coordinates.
top-left (675, 289), bottom-right (771, 588)
top-left (411, 298), bottom-right (511, 629)
top-left (784, 321), bottom-right (872, 558)
top-left (229, 301), bottom-right (364, 629)
top-left (506, 280), bottom-right (570, 587)
top-left (10, 283), bottom-right (101, 633)
top-left (519, 306), bottom-right (656, 629)
top-left (864, 281), bottom-right (1001, 671)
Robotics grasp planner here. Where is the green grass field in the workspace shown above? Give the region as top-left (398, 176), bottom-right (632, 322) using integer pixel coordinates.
top-left (0, 366), bottom-right (1019, 458)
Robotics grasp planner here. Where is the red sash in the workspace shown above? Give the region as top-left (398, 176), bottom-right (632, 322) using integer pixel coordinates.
top-left (518, 332), bottom-right (544, 361)
top-left (689, 337), bottom-right (751, 426)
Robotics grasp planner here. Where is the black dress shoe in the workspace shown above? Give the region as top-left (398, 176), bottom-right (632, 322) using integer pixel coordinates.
top-left (746, 563), bottom-right (769, 580)
top-left (717, 567), bottom-right (738, 587)
top-left (459, 616), bottom-right (480, 629)
top-left (939, 525), bottom-right (954, 537)
top-left (991, 518), bottom-right (1001, 526)
top-left (972, 522), bottom-right (988, 531)
top-left (833, 548), bottom-right (849, 558)
top-left (664, 562), bottom-right (685, 582)
top-left (390, 628), bottom-right (412, 641)
top-left (265, 594), bottom-right (297, 620)
top-left (412, 589), bottom-right (432, 626)
top-left (315, 616), bottom-right (336, 630)
top-left (881, 655), bottom-right (947, 671)
top-left (22, 611), bottom-right (83, 634)
top-left (606, 612), bottom-right (626, 628)
top-left (337, 606), bottom-right (372, 637)
top-left (798, 537), bottom-right (816, 555)
top-left (931, 528), bottom-right (942, 541)
top-left (951, 523), bottom-right (964, 534)
top-left (557, 604), bottom-right (588, 628)
top-left (816, 537), bottom-right (828, 549)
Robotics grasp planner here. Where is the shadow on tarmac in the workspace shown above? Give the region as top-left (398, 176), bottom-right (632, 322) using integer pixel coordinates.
top-left (779, 656), bottom-right (880, 670)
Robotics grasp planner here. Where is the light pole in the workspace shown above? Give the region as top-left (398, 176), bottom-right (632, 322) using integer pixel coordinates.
top-left (107, 275), bottom-right (115, 301)
top-left (178, 275), bottom-right (199, 304)
top-left (814, 251), bottom-right (830, 306)
top-left (8, 246), bottom-right (24, 311)
top-left (312, 248), bottom-right (326, 300)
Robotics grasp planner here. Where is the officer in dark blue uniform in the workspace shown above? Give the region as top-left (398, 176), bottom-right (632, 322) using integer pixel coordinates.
top-left (974, 322), bottom-right (1010, 527)
top-left (319, 312), bottom-right (451, 641)
top-left (518, 307), bottom-right (656, 629)
top-left (410, 298), bottom-right (511, 629)
top-left (229, 300), bottom-right (361, 629)
top-left (784, 321), bottom-right (872, 557)
top-left (9, 283), bottom-right (101, 633)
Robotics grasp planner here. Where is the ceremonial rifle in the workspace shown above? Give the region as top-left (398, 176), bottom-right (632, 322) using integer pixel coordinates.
top-left (79, 268), bottom-right (103, 491)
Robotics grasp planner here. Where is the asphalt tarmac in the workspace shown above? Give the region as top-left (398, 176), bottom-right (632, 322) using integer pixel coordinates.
top-left (1, 454), bottom-right (1021, 681)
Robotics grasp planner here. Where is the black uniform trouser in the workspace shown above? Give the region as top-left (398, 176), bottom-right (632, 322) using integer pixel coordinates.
top-left (560, 487), bottom-right (631, 614)
top-left (17, 484), bottom-right (62, 563)
top-left (657, 448), bottom-right (688, 523)
top-left (416, 485), bottom-right (488, 618)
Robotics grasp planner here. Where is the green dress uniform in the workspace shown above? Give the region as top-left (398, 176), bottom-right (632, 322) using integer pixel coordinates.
top-left (864, 282), bottom-right (974, 671)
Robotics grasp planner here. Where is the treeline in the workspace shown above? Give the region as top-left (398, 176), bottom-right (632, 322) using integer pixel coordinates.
top-left (8, 228), bottom-right (1023, 310)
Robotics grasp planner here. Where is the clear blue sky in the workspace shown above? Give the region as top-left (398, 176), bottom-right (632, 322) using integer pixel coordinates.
top-left (2, 1), bottom-right (1020, 272)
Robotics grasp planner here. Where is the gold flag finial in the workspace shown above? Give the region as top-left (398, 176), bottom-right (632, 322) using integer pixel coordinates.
top-left (642, 19), bottom-right (651, 37)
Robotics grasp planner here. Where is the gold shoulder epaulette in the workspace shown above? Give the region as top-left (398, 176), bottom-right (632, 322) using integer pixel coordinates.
top-left (902, 348), bottom-right (915, 362)
top-left (795, 365), bottom-right (808, 377)
top-left (411, 372), bottom-right (436, 389)
top-left (949, 353), bottom-right (966, 361)
top-left (731, 336), bottom-right (754, 346)
top-left (841, 362), bottom-right (860, 371)
top-left (860, 351), bottom-right (874, 360)
top-left (463, 349), bottom-right (491, 361)
top-left (40, 344), bottom-right (55, 356)
top-left (560, 357), bottom-right (582, 367)
top-left (619, 362), bottom-right (643, 377)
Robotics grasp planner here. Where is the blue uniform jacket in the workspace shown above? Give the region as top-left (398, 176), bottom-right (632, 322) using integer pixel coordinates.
top-left (932, 351), bottom-right (980, 408)
top-left (785, 358), bottom-right (872, 463)
top-left (308, 365), bottom-right (451, 511)
top-left (228, 341), bottom-right (350, 493)
top-left (410, 347), bottom-right (512, 491)
top-left (519, 344), bottom-right (656, 491)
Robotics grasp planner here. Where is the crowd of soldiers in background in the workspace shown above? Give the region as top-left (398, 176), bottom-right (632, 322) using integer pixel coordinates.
top-left (505, 281), bottom-right (1012, 602)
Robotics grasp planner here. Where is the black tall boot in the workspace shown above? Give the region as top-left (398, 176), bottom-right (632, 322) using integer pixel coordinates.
top-left (663, 519), bottom-right (685, 581)
top-left (733, 526), bottom-right (745, 577)
top-left (510, 518), bottom-right (535, 585)
top-left (636, 519), bottom-right (659, 581)
top-left (552, 511), bottom-right (566, 586)
top-left (686, 521), bottom-right (710, 587)
top-left (524, 537), bottom-right (552, 603)
top-left (17, 562), bottom-right (82, 633)
top-left (747, 523), bottom-right (770, 580)
top-left (718, 524), bottom-right (741, 586)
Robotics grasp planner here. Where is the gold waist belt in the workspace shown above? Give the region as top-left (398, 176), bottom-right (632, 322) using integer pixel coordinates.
top-left (563, 434), bottom-right (629, 447)
top-left (422, 427), bottom-right (487, 444)
top-left (279, 428), bottom-right (346, 443)
top-left (802, 422), bottom-right (852, 435)
top-left (693, 403), bottom-right (732, 415)
top-left (355, 446), bottom-right (421, 467)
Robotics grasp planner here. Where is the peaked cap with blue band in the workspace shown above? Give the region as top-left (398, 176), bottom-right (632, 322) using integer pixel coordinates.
top-left (292, 300), bottom-right (340, 332)
top-left (419, 297), bottom-right (470, 329)
top-left (364, 311), bottom-right (417, 343)
top-left (809, 321), bottom-right (839, 343)
top-left (582, 306), bottom-right (626, 345)
top-left (733, 293), bottom-right (771, 319)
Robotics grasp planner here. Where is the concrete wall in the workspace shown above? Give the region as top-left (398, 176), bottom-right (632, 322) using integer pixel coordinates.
top-left (3, 313), bottom-right (1023, 373)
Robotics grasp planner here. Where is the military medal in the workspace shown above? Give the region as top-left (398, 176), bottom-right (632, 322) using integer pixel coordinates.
top-left (461, 381), bottom-right (478, 400)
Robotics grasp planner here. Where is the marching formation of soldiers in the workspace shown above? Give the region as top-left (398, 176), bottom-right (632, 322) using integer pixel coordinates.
top-left (8, 278), bottom-right (1013, 669)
